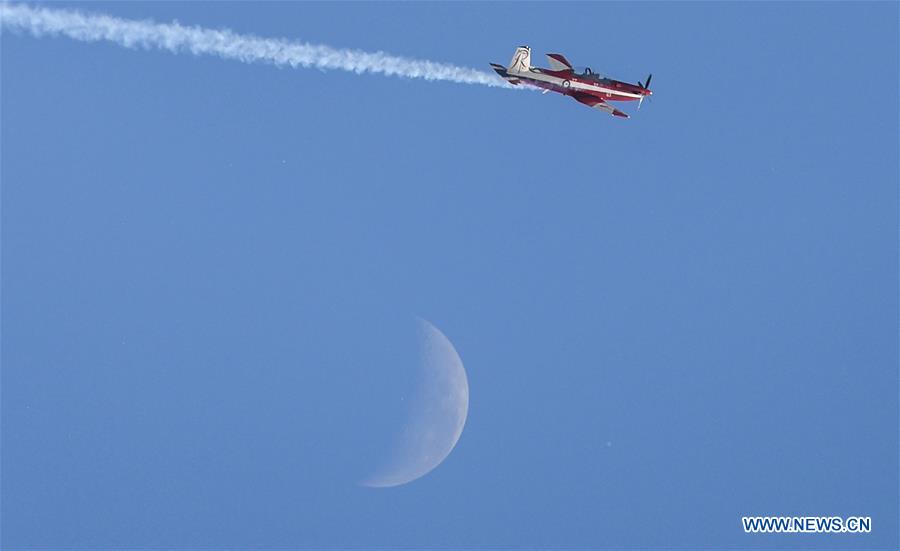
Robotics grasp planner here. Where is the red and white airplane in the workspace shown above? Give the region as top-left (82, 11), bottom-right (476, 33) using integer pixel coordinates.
top-left (491, 46), bottom-right (652, 118)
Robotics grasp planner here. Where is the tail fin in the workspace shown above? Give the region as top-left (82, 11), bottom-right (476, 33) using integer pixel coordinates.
top-left (508, 46), bottom-right (532, 74)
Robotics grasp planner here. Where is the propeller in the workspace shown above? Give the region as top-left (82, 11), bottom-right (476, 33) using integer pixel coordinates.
top-left (638, 73), bottom-right (653, 109)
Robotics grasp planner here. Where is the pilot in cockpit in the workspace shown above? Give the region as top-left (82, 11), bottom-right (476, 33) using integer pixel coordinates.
top-left (577, 66), bottom-right (603, 80)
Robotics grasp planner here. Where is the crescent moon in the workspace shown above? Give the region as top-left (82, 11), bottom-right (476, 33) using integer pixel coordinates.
top-left (361, 318), bottom-right (469, 488)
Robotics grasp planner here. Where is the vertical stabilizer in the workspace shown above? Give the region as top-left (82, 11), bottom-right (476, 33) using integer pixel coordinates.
top-left (508, 46), bottom-right (532, 74)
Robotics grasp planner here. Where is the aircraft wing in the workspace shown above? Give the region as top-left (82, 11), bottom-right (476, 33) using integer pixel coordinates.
top-left (546, 53), bottom-right (574, 72)
top-left (571, 92), bottom-right (630, 118)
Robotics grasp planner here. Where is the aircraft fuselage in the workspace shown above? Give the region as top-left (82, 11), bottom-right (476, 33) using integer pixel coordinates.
top-left (490, 47), bottom-right (652, 118)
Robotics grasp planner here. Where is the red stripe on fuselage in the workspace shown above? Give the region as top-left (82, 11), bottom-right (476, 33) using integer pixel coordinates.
top-left (516, 72), bottom-right (644, 103)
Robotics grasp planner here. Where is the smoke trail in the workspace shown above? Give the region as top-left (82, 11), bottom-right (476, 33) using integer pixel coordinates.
top-left (0, 3), bottom-right (511, 88)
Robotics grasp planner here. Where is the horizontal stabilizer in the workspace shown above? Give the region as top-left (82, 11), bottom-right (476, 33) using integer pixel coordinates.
top-left (490, 63), bottom-right (520, 84)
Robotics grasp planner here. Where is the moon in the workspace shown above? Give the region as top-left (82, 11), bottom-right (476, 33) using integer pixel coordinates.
top-left (361, 318), bottom-right (469, 488)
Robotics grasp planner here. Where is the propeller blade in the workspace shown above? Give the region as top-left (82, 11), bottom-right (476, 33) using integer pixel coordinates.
top-left (644, 73), bottom-right (652, 89)
top-left (639, 96), bottom-right (644, 109)
top-left (638, 80), bottom-right (644, 89)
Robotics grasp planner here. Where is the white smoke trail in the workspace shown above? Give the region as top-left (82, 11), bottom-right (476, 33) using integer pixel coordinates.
top-left (0, 3), bottom-right (511, 88)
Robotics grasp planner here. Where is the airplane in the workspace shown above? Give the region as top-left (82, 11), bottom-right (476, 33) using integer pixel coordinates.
top-left (490, 46), bottom-right (652, 118)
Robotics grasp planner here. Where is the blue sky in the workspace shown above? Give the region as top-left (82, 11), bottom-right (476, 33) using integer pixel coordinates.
top-left (2, 2), bottom-right (898, 549)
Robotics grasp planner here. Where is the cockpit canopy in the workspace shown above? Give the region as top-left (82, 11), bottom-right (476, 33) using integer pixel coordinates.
top-left (574, 66), bottom-right (605, 80)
